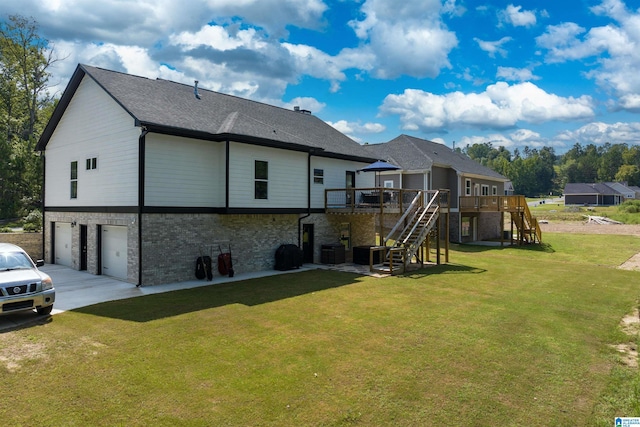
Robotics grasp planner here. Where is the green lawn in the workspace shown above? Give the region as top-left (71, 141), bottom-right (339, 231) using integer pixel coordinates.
top-left (2, 233), bottom-right (640, 426)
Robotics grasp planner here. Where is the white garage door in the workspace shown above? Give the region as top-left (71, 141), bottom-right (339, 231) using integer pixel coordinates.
top-left (54, 222), bottom-right (72, 267)
top-left (102, 225), bottom-right (128, 281)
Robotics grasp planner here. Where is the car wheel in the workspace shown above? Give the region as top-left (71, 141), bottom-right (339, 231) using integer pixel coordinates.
top-left (36, 305), bottom-right (53, 315)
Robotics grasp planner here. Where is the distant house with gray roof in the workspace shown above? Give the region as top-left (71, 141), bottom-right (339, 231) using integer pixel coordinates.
top-left (563, 183), bottom-right (624, 206)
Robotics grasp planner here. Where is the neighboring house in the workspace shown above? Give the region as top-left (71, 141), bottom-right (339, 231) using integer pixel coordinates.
top-left (504, 181), bottom-right (515, 196)
top-left (629, 186), bottom-right (640, 199)
top-left (364, 135), bottom-right (511, 243)
top-left (563, 183), bottom-right (624, 206)
top-left (36, 64), bottom-right (379, 286)
top-left (605, 182), bottom-right (636, 200)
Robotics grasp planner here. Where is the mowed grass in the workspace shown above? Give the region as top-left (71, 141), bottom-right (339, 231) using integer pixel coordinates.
top-left (2, 233), bottom-right (640, 426)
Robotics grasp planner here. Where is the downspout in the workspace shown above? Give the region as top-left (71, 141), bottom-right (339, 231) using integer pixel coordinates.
top-left (40, 150), bottom-right (46, 261)
top-left (456, 171), bottom-right (461, 243)
top-left (297, 150), bottom-right (313, 247)
top-left (136, 127), bottom-right (148, 286)
top-left (225, 139), bottom-right (230, 210)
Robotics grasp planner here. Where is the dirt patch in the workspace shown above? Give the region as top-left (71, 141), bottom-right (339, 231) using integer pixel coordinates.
top-left (0, 333), bottom-right (48, 372)
top-left (610, 308), bottom-right (640, 368)
top-left (611, 342), bottom-right (638, 368)
top-left (620, 308), bottom-right (640, 336)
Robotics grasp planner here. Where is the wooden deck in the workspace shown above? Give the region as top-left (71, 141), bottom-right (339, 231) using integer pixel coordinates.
top-left (460, 195), bottom-right (541, 244)
top-left (325, 190), bottom-right (541, 244)
top-left (325, 188), bottom-right (450, 214)
top-left (459, 195), bottom-right (529, 213)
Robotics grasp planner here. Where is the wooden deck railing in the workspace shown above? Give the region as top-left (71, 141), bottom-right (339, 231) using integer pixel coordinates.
top-left (460, 195), bottom-right (542, 243)
top-left (460, 195), bottom-right (529, 213)
top-left (325, 188), bottom-right (449, 214)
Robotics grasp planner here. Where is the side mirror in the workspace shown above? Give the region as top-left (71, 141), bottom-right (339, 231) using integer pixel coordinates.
top-left (35, 260), bottom-right (45, 267)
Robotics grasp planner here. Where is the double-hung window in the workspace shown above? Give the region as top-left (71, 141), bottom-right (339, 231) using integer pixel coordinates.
top-left (313, 168), bottom-right (324, 184)
top-left (481, 184), bottom-right (489, 196)
top-left (465, 179), bottom-right (471, 196)
top-left (255, 160), bottom-right (268, 199)
top-left (70, 161), bottom-right (78, 199)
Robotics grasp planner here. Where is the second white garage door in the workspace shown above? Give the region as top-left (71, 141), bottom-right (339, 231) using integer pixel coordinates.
top-left (101, 225), bottom-right (128, 281)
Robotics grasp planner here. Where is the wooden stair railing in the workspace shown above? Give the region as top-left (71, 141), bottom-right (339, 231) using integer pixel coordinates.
top-left (510, 195), bottom-right (542, 244)
top-left (373, 190), bottom-right (441, 274)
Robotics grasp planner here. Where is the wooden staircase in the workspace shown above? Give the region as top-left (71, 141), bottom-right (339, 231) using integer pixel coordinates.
top-left (373, 190), bottom-right (445, 274)
top-left (506, 196), bottom-right (542, 244)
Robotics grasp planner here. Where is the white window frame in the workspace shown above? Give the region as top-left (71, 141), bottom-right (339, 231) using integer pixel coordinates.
top-left (254, 160), bottom-right (268, 200)
top-left (492, 185), bottom-right (497, 196)
top-left (481, 184), bottom-right (489, 196)
top-left (85, 156), bottom-right (98, 170)
top-left (465, 179), bottom-right (472, 196)
top-left (313, 168), bottom-right (324, 184)
top-left (70, 161), bottom-right (78, 199)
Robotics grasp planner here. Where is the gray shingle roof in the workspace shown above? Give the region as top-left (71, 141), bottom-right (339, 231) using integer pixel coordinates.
top-left (365, 134), bottom-right (507, 180)
top-left (563, 183), bottom-right (621, 195)
top-left (37, 65), bottom-right (375, 162)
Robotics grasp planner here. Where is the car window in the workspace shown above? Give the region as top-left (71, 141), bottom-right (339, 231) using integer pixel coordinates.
top-left (0, 252), bottom-right (33, 271)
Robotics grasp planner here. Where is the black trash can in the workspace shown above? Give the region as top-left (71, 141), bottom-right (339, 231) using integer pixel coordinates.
top-left (275, 244), bottom-right (303, 271)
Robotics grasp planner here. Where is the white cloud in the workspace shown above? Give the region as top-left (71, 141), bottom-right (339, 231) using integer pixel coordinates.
top-left (326, 119), bottom-right (386, 142)
top-left (459, 129), bottom-right (563, 151)
top-left (496, 66), bottom-right (540, 82)
top-left (282, 43), bottom-right (347, 92)
top-left (557, 121), bottom-right (640, 145)
top-left (47, 40), bottom-right (160, 95)
top-left (380, 82), bottom-right (595, 132)
top-left (2, 0), bottom-right (333, 103)
top-left (169, 25), bottom-right (267, 51)
top-left (474, 36), bottom-right (512, 58)
top-left (536, 0), bottom-right (640, 112)
top-left (348, 0), bottom-right (458, 79)
top-left (327, 119), bottom-right (386, 136)
top-left (281, 97), bottom-right (326, 114)
top-left (501, 4), bottom-right (537, 27)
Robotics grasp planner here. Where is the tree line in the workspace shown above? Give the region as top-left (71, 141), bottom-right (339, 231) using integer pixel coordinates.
top-left (0, 15), bottom-right (56, 220)
top-left (462, 142), bottom-right (640, 197)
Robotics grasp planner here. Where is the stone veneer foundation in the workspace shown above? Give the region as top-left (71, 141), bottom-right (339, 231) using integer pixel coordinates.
top-left (44, 211), bottom-right (377, 286)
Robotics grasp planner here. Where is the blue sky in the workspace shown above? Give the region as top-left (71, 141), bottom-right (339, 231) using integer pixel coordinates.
top-left (3, 0), bottom-right (640, 153)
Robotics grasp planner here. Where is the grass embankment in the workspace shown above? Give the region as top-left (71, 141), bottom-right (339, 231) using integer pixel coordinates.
top-left (2, 233), bottom-right (640, 426)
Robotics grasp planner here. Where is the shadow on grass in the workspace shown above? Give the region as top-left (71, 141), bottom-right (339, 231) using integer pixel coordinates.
top-left (72, 269), bottom-right (364, 323)
top-left (402, 262), bottom-right (487, 278)
top-left (0, 312), bottom-right (52, 334)
top-left (453, 242), bottom-right (555, 254)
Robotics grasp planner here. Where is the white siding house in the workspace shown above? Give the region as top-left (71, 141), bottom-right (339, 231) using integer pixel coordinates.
top-left (37, 64), bottom-right (377, 286)
top-left (44, 77), bottom-right (139, 207)
top-left (228, 143), bottom-right (308, 208)
top-left (145, 134), bottom-right (225, 207)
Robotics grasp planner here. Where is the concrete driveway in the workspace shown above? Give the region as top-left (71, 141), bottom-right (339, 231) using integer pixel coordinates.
top-left (0, 263), bottom-right (312, 332)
